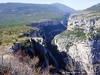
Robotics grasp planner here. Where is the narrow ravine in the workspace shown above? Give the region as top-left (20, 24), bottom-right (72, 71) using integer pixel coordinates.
top-left (27, 18), bottom-right (88, 74)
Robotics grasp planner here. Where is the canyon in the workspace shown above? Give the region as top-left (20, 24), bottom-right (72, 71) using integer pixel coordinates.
top-left (0, 3), bottom-right (100, 75)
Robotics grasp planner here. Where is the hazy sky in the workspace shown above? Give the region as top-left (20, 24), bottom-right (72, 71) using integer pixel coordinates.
top-left (0, 0), bottom-right (100, 10)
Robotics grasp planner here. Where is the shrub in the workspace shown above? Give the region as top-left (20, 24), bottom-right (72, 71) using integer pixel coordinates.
top-left (61, 28), bottom-right (86, 40)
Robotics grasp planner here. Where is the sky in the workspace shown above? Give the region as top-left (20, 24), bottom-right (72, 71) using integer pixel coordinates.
top-left (0, 0), bottom-right (100, 10)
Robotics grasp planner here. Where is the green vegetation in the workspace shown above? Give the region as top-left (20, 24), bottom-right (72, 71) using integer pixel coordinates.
top-left (96, 27), bottom-right (100, 34)
top-left (0, 3), bottom-right (75, 27)
top-left (0, 3), bottom-right (75, 46)
top-left (0, 13), bottom-right (65, 27)
top-left (61, 28), bottom-right (86, 40)
top-left (0, 25), bottom-right (37, 46)
top-left (21, 40), bottom-right (31, 48)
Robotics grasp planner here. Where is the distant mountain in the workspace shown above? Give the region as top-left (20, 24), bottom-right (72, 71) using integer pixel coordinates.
top-left (0, 3), bottom-right (75, 14)
top-left (51, 3), bottom-right (76, 13)
top-left (84, 3), bottom-right (100, 12)
top-left (0, 3), bottom-right (76, 45)
top-left (0, 3), bottom-right (76, 27)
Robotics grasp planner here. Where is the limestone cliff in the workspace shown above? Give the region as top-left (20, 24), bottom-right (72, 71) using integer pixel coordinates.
top-left (53, 11), bottom-right (100, 75)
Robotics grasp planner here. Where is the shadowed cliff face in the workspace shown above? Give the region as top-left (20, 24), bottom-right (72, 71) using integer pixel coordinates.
top-left (30, 19), bottom-right (67, 43)
top-left (92, 34), bottom-right (100, 75)
top-left (11, 39), bottom-right (87, 74)
top-left (47, 43), bottom-right (87, 74)
top-left (22, 13), bottom-right (70, 44)
top-left (92, 35), bottom-right (100, 64)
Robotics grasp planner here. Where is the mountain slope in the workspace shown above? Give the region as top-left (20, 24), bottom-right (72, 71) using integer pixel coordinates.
top-left (0, 3), bottom-right (76, 46)
top-left (53, 3), bottom-right (100, 75)
top-left (51, 3), bottom-right (76, 13)
top-left (0, 3), bottom-right (75, 14)
top-left (85, 3), bottom-right (100, 12)
top-left (0, 3), bottom-right (76, 27)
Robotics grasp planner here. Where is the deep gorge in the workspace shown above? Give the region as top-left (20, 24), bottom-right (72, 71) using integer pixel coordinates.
top-left (0, 2), bottom-right (100, 75)
top-left (15, 18), bottom-right (88, 74)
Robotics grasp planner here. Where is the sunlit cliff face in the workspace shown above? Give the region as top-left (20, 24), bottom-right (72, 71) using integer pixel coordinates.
top-left (53, 11), bottom-right (100, 75)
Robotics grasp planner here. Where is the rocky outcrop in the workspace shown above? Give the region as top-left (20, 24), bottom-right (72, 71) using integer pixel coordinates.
top-left (68, 12), bottom-right (100, 33)
top-left (29, 19), bottom-right (67, 43)
top-left (53, 11), bottom-right (100, 75)
top-left (11, 36), bottom-right (87, 74)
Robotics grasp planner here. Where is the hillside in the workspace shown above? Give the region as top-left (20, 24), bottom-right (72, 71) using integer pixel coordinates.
top-left (53, 3), bottom-right (100, 75)
top-left (0, 3), bottom-right (75, 27)
top-left (85, 3), bottom-right (100, 12)
top-left (0, 3), bottom-right (75, 46)
top-left (0, 2), bottom-right (100, 75)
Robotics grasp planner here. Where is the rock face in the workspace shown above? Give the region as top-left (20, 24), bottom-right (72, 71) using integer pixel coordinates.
top-left (30, 19), bottom-right (67, 43)
top-left (53, 11), bottom-right (100, 75)
top-left (68, 12), bottom-right (100, 33)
